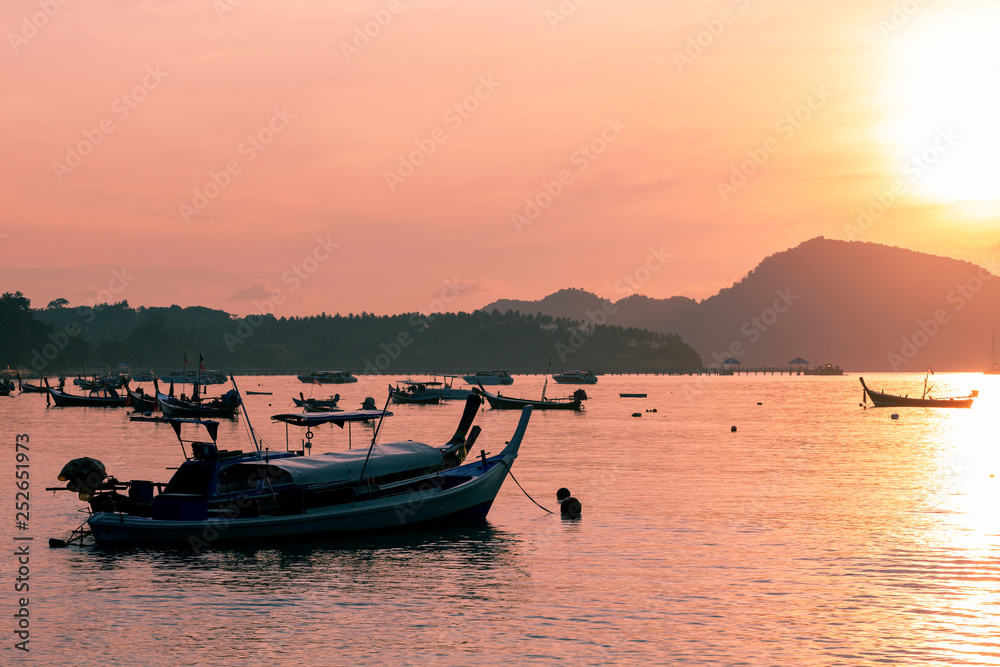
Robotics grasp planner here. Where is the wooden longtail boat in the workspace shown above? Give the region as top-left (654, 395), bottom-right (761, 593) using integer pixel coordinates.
top-left (859, 376), bottom-right (976, 408)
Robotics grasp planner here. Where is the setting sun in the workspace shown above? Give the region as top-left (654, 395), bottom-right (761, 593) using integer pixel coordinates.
top-left (885, 4), bottom-right (1000, 205)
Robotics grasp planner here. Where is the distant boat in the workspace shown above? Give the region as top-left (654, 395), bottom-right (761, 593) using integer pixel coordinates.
top-left (297, 370), bottom-right (358, 384)
top-left (415, 375), bottom-right (475, 400)
top-left (45, 379), bottom-right (128, 407)
top-left (986, 334), bottom-right (1000, 375)
top-left (155, 379), bottom-right (240, 418)
top-left (462, 370), bottom-right (513, 386)
top-left (292, 392), bottom-right (341, 411)
top-left (551, 370), bottom-right (598, 384)
top-left (475, 382), bottom-right (588, 411)
top-left (0, 380), bottom-right (13, 397)
top-left (389, 382), bottom-right (442, 405)
top-left (619, 393), bottom-right (647, 398)
top-left (859, 376), bottom-right (976, 408)
top-left (159, 370), bottom-right (229, 385)
top-left (804, 363), bottom-right (844, 376)
top-left (73, 374), bottom-right (128, 390)
top-left (245, 390), bottom-right (272, 395)
top-left (124, 381), bottom-right (157, 413)
top-left (17, 376), bottom-right (47, 394)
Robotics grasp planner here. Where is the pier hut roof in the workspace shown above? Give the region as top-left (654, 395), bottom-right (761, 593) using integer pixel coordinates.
top-left (788, 357), bottom-right (809, 365)
top-left (721, 357), bottom-right (741, 365)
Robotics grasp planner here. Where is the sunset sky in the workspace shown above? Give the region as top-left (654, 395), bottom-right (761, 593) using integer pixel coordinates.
top-left (3, 0), bottom-right (999, 317)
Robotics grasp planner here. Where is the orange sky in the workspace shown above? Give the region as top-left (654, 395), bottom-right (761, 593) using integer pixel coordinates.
top-left (2, 0), bottom-right (999, 317)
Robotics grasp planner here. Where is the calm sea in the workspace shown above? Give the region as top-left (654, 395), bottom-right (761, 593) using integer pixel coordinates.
top-left (4, 373), bottom-right (1000, 666)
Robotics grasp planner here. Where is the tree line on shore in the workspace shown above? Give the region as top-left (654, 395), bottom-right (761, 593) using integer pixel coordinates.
top-left (0, 292), bottom-right (703, 376)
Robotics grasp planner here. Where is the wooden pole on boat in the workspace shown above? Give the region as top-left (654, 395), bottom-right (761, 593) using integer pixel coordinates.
top-left (229, 375), bottom-right (262, 456)
top-left (356, 390), bottom-right (393, 500)
top-left (541, 358), bottom-right (551, 400)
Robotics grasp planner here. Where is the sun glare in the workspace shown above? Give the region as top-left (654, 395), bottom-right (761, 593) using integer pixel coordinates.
top-left (885, 5), bottom-right (1000, 206)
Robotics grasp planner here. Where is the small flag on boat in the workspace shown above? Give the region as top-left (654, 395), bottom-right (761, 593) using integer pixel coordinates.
top-left (199, 354), bottom-right (206, 371)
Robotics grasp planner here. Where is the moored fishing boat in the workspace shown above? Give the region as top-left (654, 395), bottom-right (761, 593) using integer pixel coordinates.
top-left (859, 376), bottom-right (977, 408)
top-left (462, 370), bottom-right (513, 385)
top-left (292, 392), bottom-right (341, 411)
top-left (44, 378), bottom-right (128, 407)
top-left (50, 393), bottom-right (530, 546)
top-left (804, 363), bottom-right (844, 376)
top-left (17, 375), bottom-right (48, 393)
top-left (159, 370), bottom-right (229, 385)
top-left (413, 375), bottom-right (475, 400)
top-left (475, 383), bottom-right (588, 411)
top-left (297, 370), bottom-right (358, 384)
top-left (389, 381), bottom-right (442, 405)
top-left (124, 381), bottom-right (157, 412)
top-left (156, 387), bottom-right (241, 418)
top-left (551, 370), bottom-right (598, 384)
top-left (73, 374), bottom-right (128, 390)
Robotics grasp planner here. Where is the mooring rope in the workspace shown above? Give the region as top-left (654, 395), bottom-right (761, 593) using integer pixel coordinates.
top-left (501, 460), bottom-right (554, 514)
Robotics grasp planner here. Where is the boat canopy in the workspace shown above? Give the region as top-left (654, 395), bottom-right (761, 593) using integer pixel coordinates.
top-left (262, 440), bottom-right (441, 486)
top-left (129, 416), bottom-right (220, 442)
top-left (271, 410), bottom-right (392, 428)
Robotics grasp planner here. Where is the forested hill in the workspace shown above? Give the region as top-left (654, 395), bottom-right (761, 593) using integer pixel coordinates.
top-left (484, 237), bottom-right (1000, 371)
top-left (0, 294), bottom-right (702, 374)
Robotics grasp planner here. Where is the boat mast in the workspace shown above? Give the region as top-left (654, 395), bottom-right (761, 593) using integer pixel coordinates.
top-left (229, 375), bottom-right (262, 457)
top-left (355, 390), bottom-right (393, 501)
top-left (541, 358), bottom-right (551, 400)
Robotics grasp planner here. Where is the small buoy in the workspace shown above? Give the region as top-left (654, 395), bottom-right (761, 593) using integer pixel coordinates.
top-left (651, 408), bottom-right (657, 413)
top-left (49, 538), bottom-right (67, 548)
top-left (631, 412), bottom-right (642, 417)
top-left (756, 402), bottom-right (762, 405)
top-left (731, 425), bottom-right (737, 432)
top-left (891, 413), bottom-right (899, 420)
top-left (556, 487), bottom-right (582, 519)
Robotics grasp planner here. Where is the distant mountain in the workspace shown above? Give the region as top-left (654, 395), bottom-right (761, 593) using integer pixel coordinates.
top-left (483, 237), bottom-right (1000, 371)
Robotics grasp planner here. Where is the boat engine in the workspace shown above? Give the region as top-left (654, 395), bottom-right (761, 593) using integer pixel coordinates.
top-left (57, 457), bottom-right (107, 501)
